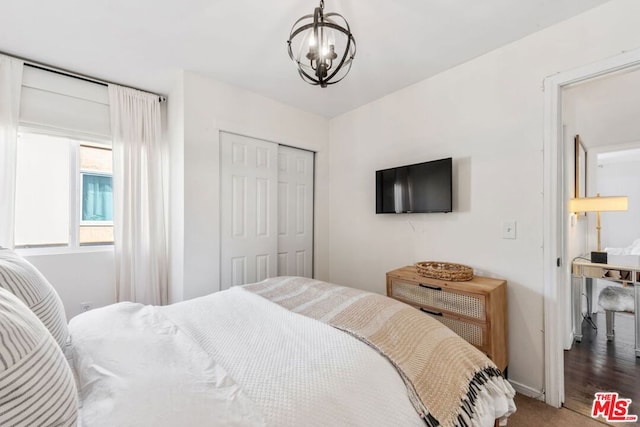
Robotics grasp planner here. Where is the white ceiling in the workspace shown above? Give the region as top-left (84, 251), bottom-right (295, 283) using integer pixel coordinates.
top-left (0, 0), bottom-right (609, 118)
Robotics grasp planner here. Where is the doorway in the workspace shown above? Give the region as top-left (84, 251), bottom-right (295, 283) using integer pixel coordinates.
top-left (543, 48), bottom-right (640, 409)
top-left (561, 72), bottom-right (640, 417)
top-left (219, 131), bottom-right (314, 289)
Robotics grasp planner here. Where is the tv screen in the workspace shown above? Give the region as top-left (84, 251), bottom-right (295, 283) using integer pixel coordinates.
top-left (376, 157), bottom-right (452, 214)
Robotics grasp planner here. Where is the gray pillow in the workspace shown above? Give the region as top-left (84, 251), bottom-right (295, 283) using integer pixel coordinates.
top-left (0, 249), bottom-right (69, 348)
top-left (0, 287), bottom-right (77, 426)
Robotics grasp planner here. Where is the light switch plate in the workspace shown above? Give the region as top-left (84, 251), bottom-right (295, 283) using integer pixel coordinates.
top-left (502, 221), bottom-right (516, 239)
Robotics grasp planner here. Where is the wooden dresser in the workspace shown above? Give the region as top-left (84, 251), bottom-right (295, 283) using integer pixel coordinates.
top-left (386, 266), bottom-right (508, 372)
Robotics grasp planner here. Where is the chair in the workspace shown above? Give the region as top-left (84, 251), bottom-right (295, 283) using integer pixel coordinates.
top-left (597, 285), bottom-right (635, 341)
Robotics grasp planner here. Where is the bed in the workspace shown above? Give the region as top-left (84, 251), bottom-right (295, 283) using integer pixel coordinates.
top-left (0, 249), bottom-right (516, 427)
top-left (605, 238), bottom-right (640, 266)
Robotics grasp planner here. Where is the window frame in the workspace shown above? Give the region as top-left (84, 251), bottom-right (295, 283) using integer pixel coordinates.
top-left (15, 126), bottom-right (114, 253)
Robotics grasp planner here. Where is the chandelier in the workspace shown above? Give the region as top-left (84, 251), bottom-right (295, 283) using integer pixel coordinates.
top-left (287, 0), bottom-right (356, 88)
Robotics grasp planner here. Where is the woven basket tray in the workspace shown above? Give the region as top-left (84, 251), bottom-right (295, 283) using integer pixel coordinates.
top-left (415, 261), bottom-right (473, 282)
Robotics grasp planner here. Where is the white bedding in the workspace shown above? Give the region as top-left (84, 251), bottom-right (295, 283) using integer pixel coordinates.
top-left (605, 238), bottom-right (640, 256)
top-left (69, 285), bottom-right (514, 426)
top-left (69, 300), bottom-right (264, 426)
top-left (605, 239), bottom-right (640, 266)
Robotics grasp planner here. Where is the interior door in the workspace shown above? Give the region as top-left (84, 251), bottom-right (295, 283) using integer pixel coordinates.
top-left (220, 132), bottom-right (278, 290)
top-left (277, 145), bottom-right (314, 277)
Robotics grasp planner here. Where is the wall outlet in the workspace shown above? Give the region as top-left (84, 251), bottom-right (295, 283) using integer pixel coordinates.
top-left (80, 302), bottom-right (93, 312)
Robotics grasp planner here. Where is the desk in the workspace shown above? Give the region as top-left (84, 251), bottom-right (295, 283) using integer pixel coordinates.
top-left (572, 259), bottom-right (640, 357)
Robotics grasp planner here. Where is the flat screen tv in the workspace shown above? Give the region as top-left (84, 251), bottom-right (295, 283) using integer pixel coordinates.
top-left (376, 157), bottom-right (452, 214)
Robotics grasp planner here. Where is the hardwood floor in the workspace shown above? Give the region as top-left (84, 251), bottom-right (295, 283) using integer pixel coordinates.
top-left (564, 310), bottom-right (639, 424)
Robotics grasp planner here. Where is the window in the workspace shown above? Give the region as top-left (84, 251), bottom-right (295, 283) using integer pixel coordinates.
top-left (15, 131), bottom-right (113, 248)
top-left (14, 133), bottom-right (70, 247)
top-left (79, 145), bottom-right (114, 245)
top-left (82, 174), bottom-right (113, 222)
top-left (14, 65), bottom-right (112, 249)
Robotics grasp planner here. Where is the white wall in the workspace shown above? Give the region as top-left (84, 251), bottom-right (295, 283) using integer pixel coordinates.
top-left (561, 126), bottom-right (588, 348)
top-left (597, 149), bottom-right (640, 248)
top-left (23, 250), bottom-right (115, 320)
top-left (562, 107), bottom-right (588, 263)
top-left (168, 72), bottom-right (185, 304)
top-left (327, 0), bottom-right (640, 395)
top-left (169, 72), bottom-right (330, 301)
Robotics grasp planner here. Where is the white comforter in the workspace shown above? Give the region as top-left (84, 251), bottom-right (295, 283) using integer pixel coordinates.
top-left (69, 286), bottom-right (514, 426)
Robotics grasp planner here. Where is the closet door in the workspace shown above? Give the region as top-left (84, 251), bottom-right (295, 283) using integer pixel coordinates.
top-left (277, 146), bottom-right (314, 277)
top-left (220, 132), bottom-right (278, 290)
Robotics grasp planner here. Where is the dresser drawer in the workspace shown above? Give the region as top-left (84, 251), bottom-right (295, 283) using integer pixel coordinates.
top-left (390, 280), bottom-right (486, 321)
top-left (418, 307), bottom-right (488, 351)
top-left (387, 266), bottom-right (508, 372)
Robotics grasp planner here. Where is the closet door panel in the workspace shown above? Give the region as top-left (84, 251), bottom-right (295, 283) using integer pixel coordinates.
top-left (277, 146), bottom-right (314, 278)
top-left (220, 132), bottom-right (278, 289)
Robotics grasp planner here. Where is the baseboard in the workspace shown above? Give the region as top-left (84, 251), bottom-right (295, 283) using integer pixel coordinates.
top-left (564, 331), bottom-right (574, 350)
top-left (508, 380), bottom-right (545, 401)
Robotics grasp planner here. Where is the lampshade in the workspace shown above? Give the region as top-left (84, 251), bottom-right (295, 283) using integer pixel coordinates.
top-left (568, 194), bottom-right (628, 253)
top-left (287, 0), bottom-right (356, 88)
top-left (568, 195), bottom-right (628, 213)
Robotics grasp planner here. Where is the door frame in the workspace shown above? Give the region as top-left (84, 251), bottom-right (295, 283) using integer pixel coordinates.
top-left (543, 47), bottom-right (640, 408)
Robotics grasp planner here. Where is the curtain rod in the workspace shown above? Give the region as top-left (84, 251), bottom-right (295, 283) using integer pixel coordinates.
top-left (2, 51), bottom-right (167, 102)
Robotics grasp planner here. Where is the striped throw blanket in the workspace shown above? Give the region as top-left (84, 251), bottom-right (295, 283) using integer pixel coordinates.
top-left (243, 277), bottom-right (514, 427)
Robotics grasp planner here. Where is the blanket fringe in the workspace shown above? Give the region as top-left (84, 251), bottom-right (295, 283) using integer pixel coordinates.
top-left (421, 367), bottom-right (515, 427)
top-left (456, 368), bottom-right (514, 427)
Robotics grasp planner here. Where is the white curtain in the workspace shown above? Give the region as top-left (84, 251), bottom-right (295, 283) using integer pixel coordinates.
top-left (0, 55), bottom-right (23, 249)
top-left (109, 85), bottom-right (168, 305)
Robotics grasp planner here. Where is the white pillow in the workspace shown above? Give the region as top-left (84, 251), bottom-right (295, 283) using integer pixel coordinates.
top-left (0, 249), bottom-right (69, 348)
top-left (0, 287), bottom-right (77, 426)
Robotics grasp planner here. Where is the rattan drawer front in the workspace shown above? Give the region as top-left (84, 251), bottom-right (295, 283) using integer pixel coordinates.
top-left (390, 280), bottom-right (486, 320)
top-left (420, 309), bottom-right (487, 349)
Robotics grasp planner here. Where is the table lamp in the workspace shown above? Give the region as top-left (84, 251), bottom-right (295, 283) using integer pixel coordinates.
top-left (568, 194), bottom-right (628, 263)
